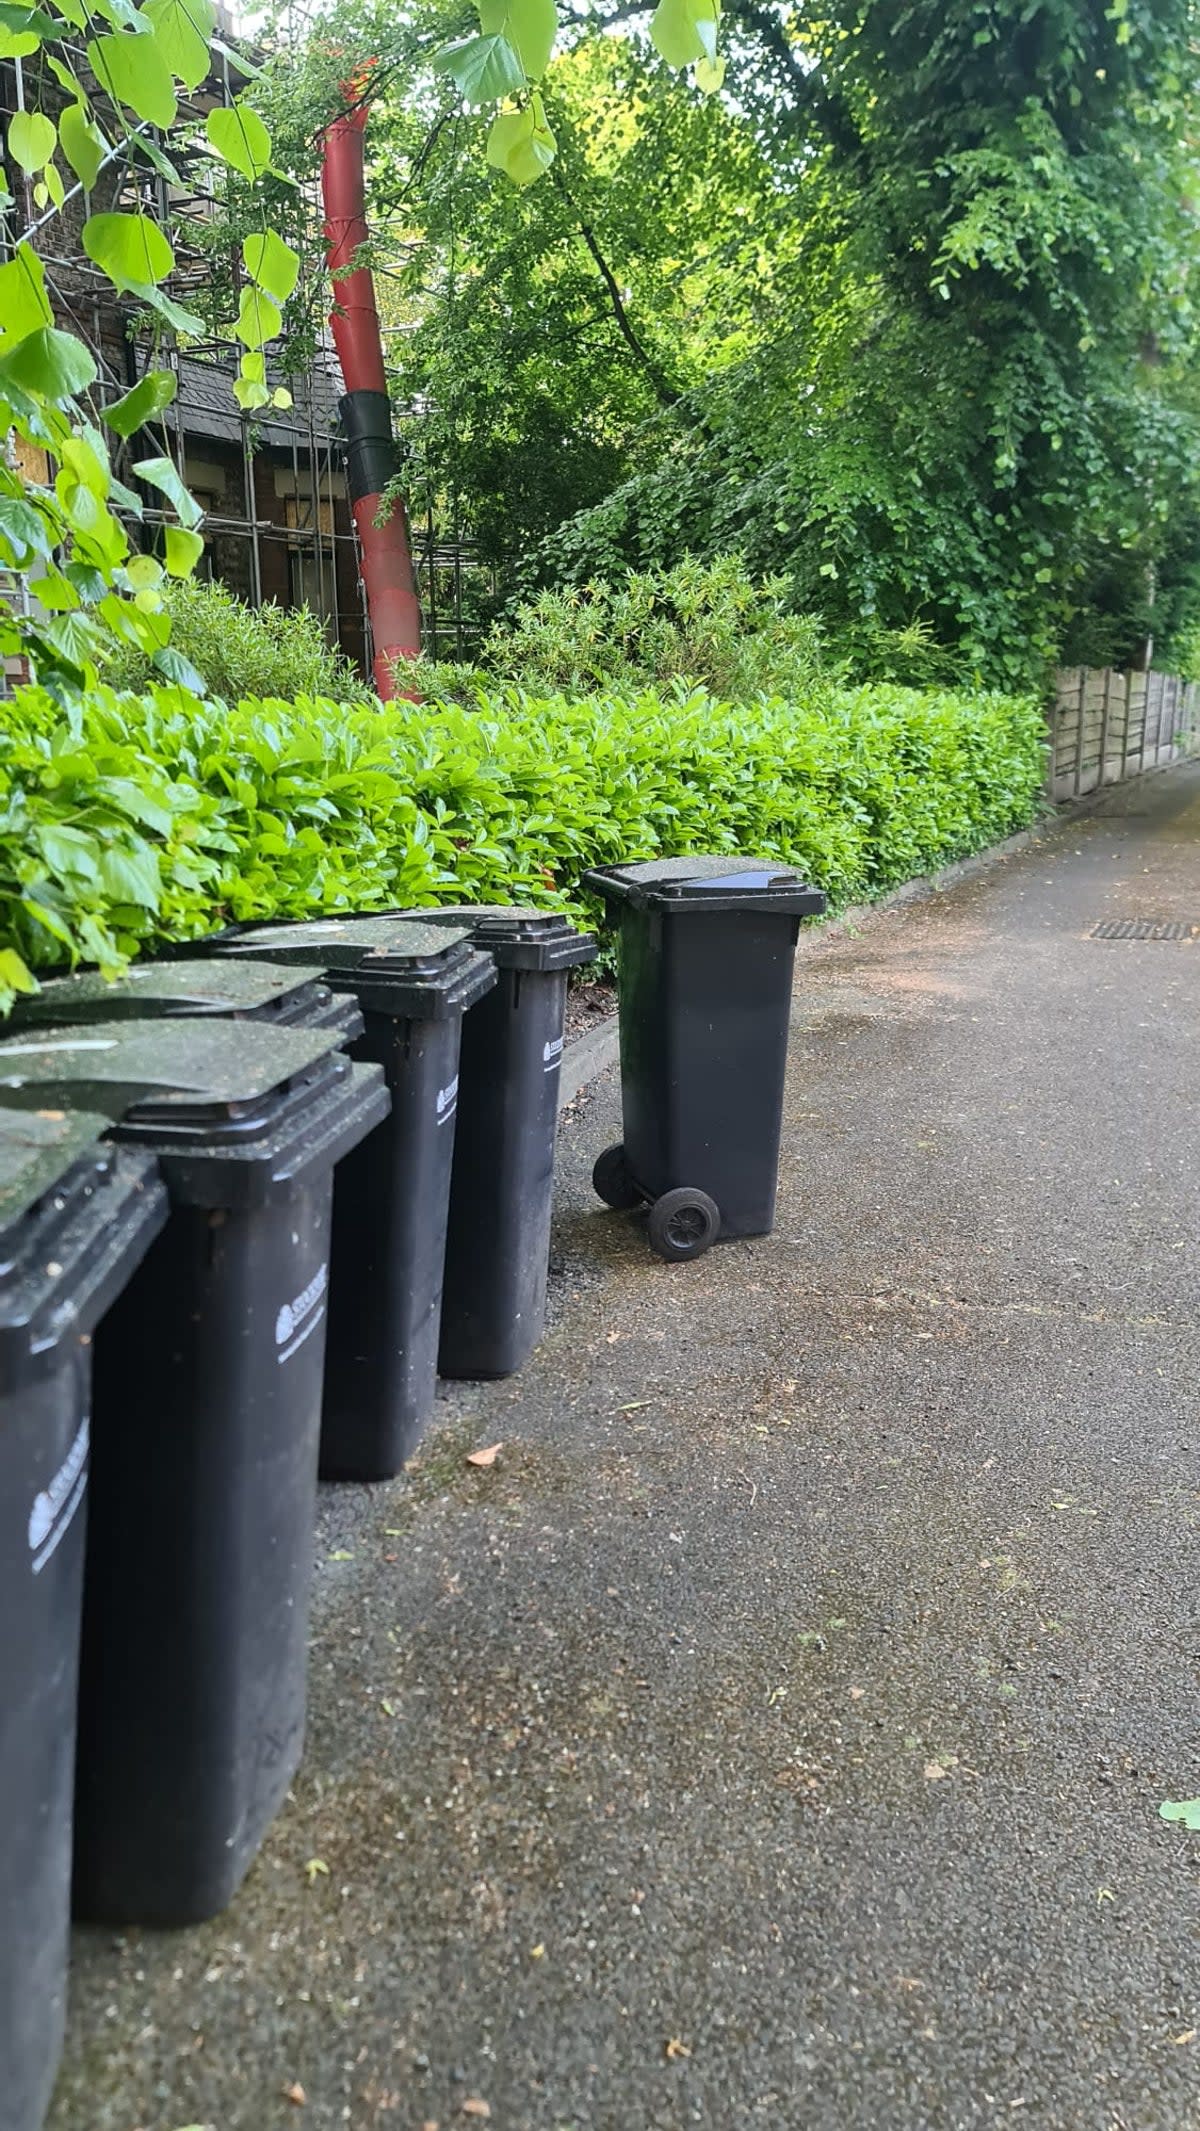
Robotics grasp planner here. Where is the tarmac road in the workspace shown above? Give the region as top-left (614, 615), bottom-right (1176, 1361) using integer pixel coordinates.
top-left (51, 765), bottom-right (1200, 2131)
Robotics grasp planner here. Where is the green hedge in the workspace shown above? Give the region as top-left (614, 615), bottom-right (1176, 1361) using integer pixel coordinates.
top-left (0, 678), bottom-right (1046, 1009)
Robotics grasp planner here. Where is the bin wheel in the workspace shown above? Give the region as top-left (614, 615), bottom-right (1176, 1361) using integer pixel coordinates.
top-left (647, 1187), bottom-right (721, 1264)
top-left (593, 1142), bottom-right (642, 1211)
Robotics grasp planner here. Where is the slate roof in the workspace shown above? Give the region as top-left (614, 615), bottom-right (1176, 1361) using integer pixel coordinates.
top-left (157, 350), bottom-right (345, 450)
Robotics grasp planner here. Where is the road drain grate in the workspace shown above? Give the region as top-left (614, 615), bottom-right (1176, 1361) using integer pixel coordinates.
top-left (1090, 919), bottom-right (1197, 941)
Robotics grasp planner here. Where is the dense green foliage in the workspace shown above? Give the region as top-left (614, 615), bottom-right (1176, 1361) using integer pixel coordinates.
top-left (0, 675), bottom-right (1044, 1008)
top-left (415, 557), bottom-right (829, 698)
top-left (533, 0), bottom-right (1200, 685)
top-left (318, 0), bottom-right (1200, 687)
top-left (102, 581), bottom-right (373, 705)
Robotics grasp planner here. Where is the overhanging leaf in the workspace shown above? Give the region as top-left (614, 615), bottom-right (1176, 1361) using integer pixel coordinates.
top-left (150, 643), bottom-right (207, 691)
top-left (434, 32), bottom-right (525, 103)
top-left (59, 102), bottom-right (109, 189)
top-left (649, 0), bottom-right (718, 68)
top-left (97, 590), bottom-right (169, 652)
top-left (131, 130), bottom-right (181, 183)
top-left (0, 26), bottom-right (43, 56)
top-left (142, 0), bottom-right (214, 88)
top-left (0, 327), bottom-right (97, 401)
top-left (479, 0), bottom-right (556, 81)
top-left (0, 243), bottom-right (53, 343)
top-left (8, 109), bottom-right (56, 173)
top-left (0, 948), bottom-right (36, 997)
top-left (243, 229), bottom-right (298, 303)
top-left (83, 211), bottom-right (174, 288)
top-left (0, 5), bottom-right (66, 37)
top-left (234, 285), bottom-right (282, 348)
top-left (124, 280), bottom-right (205, 338)
top-left (486, 94), bottom-right (556, 186)
top-left (102, 366), bottom-right (176, 437)
top-left (131, 452), bottom-right (203, 528)
top-left (163, 523), bottom-right (203, 576)
top-left (125, 553), bottom-right (163, 592)
top-left (0, 494), bottom-right (52, 563)
top-left (86, 30), bottom-right (178, 126)
top-left (206, 101), bottom-right (270, 179)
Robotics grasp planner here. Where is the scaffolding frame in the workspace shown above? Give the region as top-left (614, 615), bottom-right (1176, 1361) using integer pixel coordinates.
top-left (0, 12), bottom-right (494, 667)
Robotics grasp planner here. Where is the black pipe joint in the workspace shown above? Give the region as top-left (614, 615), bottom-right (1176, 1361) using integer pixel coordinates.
top-left (338, 390), bottom-right (399, 504)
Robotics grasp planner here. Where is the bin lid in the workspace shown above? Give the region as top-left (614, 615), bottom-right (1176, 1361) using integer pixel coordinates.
top-left (8, 958), bottom-right (333, 1026)
top-left (399, 904), bottom-right (597, 971)
top-left (0, 1106), bottom-right (168, 1372)
top-left (0, 1104), bottom-right (112, 1240)
top-left (211, 916), bottom-right (498, 1019)
top-left (583, 856), bottom-right (827, 917)
top-left (219, 915), bottom-right (476, 970)
top-left (0, 1018), bottom-right (344, 1126)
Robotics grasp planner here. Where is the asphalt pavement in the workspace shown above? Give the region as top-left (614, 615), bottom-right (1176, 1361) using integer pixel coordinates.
top-left (50, 764), bottom-right (1200, 2131)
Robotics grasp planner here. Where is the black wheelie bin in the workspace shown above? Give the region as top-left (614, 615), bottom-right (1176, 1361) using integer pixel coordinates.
top-left (0, 1109), bottom-right (166, 2131)
top-left (198, 916), bottom-right (497, 1476)
top-left (0, 1018), bottom-right (388, 1927)
top-left (396, 906), bottom-right (597, 1379)
top-left (7, 957), bottom-right (363, 1042)
top-left (582, 859), bottom-right (826, 1261)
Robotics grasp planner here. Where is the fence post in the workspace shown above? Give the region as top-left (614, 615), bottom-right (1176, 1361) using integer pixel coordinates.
top-left (1139, 669), bottom-right (1155, 774)
top-left (1046, 679), bottom-right (1060, 799)
top-left (1097, 667), bottom-right (1113, 787)
top-left (1073, 666), bottom-right (1087, 798)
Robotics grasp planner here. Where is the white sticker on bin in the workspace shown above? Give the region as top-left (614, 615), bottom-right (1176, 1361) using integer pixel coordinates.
top-left (0, 1038), bottom-right (118, 1057)
top-left (275, 1261), bottom-right (328, 1364)
top-left (542, 1036), bottom-right (564, 1074)
top-left (436, 1075), bottom-right (459, 1125)
top-left (28, 1415), bottom-right (89, 1575)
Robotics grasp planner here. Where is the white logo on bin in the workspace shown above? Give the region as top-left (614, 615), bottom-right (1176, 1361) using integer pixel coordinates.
top-left (542, 1035), bottom-right (564, 1075)
top-left (436, 1075), bottom-right (459, 1126)
top-left (275, 1261), bottom-right (328, 1364)
top-left (28, 1416), bottom-right (89, 1575)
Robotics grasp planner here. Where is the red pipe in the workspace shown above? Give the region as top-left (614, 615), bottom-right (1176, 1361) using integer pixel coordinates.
top-left (321, 73), bottom-right (420, 694)
top-left (321, 92), bottom-right (386, 397)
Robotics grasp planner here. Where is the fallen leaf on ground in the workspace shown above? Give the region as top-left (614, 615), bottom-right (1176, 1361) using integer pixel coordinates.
top-left (664, 2038), bottom-right (691, 2061)
top-left (282, 2083), bottom-right (306, 2105)
top-left (466, 1443), bottom-right (502, 1468)
top-left (530, 1943), bottom-right (545, 1958)
top-left (1160, 1798), bottom-right (1200, 1828)
top-left (461, 2103), bottom-right (491, 2120)
top-left (924, 1761), bottom-right (947, 1781)
top-left (303, 1858), bottom-right (329, 1883)
top-left (1172, 2030), bottom-right (1197, 2046)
